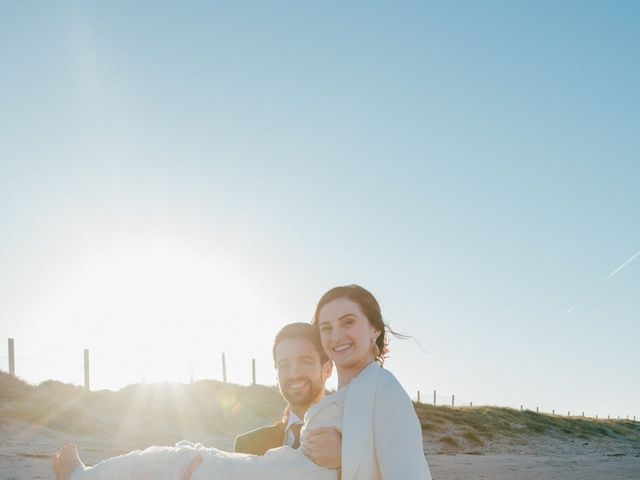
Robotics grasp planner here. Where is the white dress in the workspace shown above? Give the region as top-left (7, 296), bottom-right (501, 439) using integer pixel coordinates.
top-left (70, 387), bottom-right (347, 480)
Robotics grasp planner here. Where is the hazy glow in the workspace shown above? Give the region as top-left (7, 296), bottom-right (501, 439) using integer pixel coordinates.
top-left (1, 2), bottom-right (638, 419)
top-left (10, 233), bottom-right (281, 390)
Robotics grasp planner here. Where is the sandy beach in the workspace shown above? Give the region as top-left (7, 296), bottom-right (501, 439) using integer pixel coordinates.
top-left (2, 418), bottom-right (638, 480)
top-left (1, 373), bottom-right (638, 479)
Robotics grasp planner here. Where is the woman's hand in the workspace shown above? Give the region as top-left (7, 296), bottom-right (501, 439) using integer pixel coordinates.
top-left (303, 427), bottom-right (342, 469)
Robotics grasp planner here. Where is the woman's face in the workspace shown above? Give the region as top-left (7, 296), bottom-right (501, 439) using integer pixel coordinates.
top-left (317, 297), bottom-right (380, 383)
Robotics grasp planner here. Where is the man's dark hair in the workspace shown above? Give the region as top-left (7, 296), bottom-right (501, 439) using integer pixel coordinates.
top-left (272, 322), bottom-right (329, 366)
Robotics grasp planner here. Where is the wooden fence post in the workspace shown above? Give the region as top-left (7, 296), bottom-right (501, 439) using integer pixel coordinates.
top-left (8, 338), bottom-right (15, 375)
top-left (252, 358), bottom-right (256, 385)
top-left (222, 353), bottom-right (227, 383)
top-left (83, 349), bottom-right (90, 390)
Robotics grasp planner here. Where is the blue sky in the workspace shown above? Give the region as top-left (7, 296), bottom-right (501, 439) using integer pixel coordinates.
top-left (1, 2), bottom-right (638, 418)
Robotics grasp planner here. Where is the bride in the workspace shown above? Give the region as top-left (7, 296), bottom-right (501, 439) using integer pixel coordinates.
top-left (53, 285), bottom-right (432, 480)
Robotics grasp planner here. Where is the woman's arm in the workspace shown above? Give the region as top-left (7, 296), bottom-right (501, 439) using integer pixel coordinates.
top-left (373, 377), bottom-right (432, 480)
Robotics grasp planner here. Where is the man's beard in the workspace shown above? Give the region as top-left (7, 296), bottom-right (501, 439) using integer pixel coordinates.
top-left (280, 377), bottom-right (323, 409)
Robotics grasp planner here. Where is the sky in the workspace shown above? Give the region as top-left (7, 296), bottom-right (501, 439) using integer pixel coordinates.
top-left (1, 2), bottom-right (638, 419)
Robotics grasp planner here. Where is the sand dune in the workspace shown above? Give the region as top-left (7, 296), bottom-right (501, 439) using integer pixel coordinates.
top-left (1, 372), bottom-right (638, 479)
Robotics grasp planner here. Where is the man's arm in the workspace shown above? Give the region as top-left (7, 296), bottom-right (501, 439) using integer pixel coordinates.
top-left (303, 427), bottom-right (342, 469)
top-left (233, 432), bottom-right (252, 454)
top-left (234, 424), bottom-right (286, 456)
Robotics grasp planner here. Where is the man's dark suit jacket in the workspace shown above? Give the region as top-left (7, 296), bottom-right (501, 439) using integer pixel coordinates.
top-left (233, 420), bottom-right (286, 455)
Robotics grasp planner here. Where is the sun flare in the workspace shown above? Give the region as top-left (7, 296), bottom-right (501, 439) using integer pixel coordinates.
top-left (32, 237), bottom-right (273, 390)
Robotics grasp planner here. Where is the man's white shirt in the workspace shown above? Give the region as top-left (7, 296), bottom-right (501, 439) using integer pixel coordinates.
top-left (284, 411), bottom-right (304, 447)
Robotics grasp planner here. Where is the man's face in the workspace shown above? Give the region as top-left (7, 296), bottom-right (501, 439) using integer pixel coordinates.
top-left (275, 337), bottom-right (331, 412)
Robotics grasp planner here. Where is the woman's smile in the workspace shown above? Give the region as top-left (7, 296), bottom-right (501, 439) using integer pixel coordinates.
top-left (331, 344), bottom-right (353, 353)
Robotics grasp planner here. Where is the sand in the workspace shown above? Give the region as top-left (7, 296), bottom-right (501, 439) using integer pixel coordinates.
top-left (1, 419), bottom-right (638, 480)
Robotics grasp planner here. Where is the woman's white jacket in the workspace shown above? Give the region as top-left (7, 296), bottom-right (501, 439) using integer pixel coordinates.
top-left (340, 362), bottom-right (432, 480)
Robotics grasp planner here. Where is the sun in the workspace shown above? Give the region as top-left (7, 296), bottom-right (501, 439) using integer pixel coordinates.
top-left (34, 236), bottom-right (274, 390)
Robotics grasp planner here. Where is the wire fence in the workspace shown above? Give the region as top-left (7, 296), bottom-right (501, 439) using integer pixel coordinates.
top-left (413, 389), bottom-right (636, 422)
top-left (2, 338), bottom-right (637, 423)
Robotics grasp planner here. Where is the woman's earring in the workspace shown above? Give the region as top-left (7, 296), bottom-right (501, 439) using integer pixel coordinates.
top-left (371, 338), bottom-right (380, 359)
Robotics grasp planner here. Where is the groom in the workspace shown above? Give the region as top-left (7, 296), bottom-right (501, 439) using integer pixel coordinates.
top-left (234, 322), bottom-right (342, 469)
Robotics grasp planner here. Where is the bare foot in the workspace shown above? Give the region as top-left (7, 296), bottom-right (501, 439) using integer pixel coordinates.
top-left (181, 454), bottom-right (203, 480)
top-left (53, 444), bottom-right (85, 480)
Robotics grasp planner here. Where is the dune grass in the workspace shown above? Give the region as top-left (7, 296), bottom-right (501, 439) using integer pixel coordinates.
top-left (414, 403), bottom-right (640, 451)
top-left (0, 370), bottom-right (285, 443)
top-left (1, 370), bottom-right (638, 454)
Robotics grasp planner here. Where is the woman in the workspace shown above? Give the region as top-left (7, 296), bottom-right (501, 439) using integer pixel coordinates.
top-left (312, 285), bottom-right (431, 480)
top-left (53, 285), bottom-right (432, 480)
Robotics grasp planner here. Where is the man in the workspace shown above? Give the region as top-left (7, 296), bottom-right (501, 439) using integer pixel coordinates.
top-left (51, 323), bottom-right (342, 480)
top-left (234, 323), bottom-right (342, 469)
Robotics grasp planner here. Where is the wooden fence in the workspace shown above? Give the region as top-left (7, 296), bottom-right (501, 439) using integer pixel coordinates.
top-left (4, 337), bottom-right (637, 423)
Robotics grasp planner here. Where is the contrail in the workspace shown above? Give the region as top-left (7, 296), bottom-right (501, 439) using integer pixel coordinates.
top-left (602, 249), bottom-right (640, 283)
top-left (566, 248), bottom-right (640, 314)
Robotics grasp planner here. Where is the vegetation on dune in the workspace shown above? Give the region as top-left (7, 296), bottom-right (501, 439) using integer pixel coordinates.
top-left (0, 370), bottom-right (285, 443)
top-left (414, 403), bottom-right (640, 452)
top-left (1, 370), bottom-right (638, 454)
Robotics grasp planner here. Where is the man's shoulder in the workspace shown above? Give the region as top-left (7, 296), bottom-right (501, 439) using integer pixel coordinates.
top-left (235, 422), bottom-right (285, 440)
top-left (233, 421), bottom-right (286, 455)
